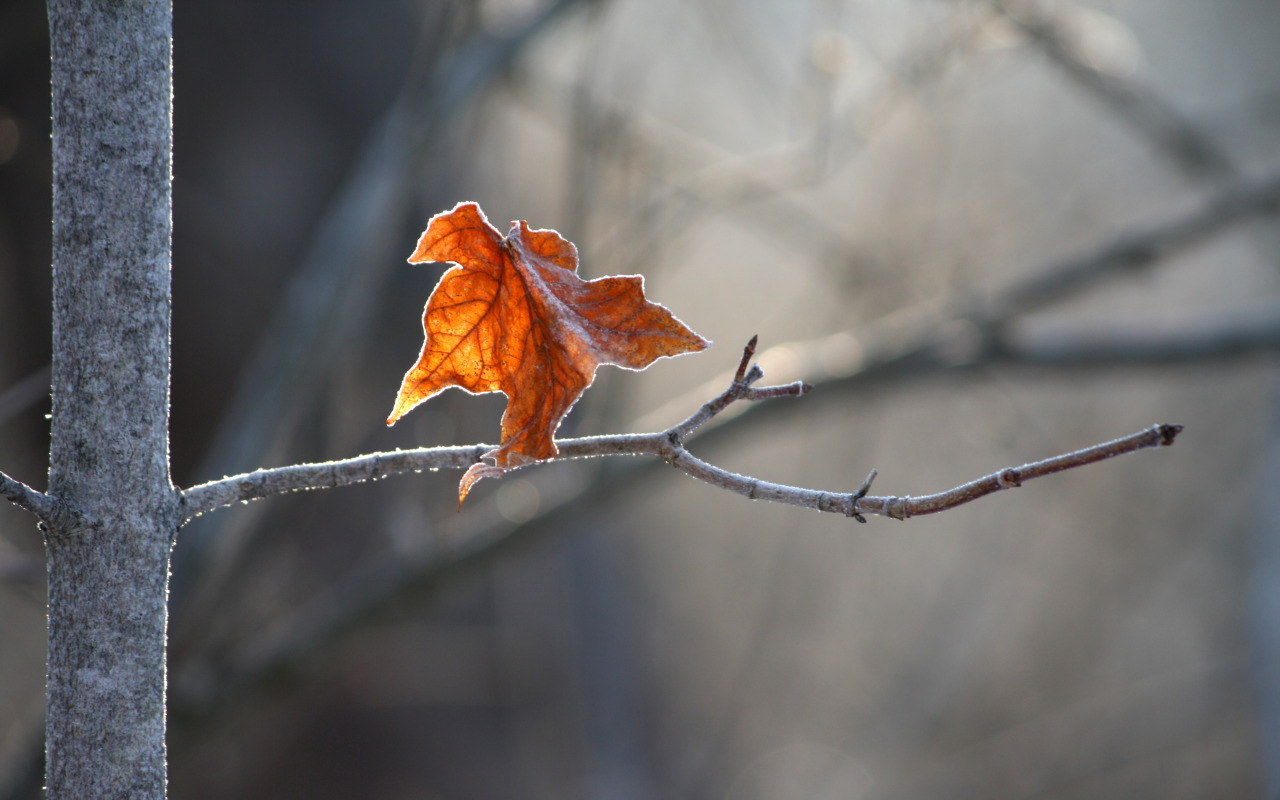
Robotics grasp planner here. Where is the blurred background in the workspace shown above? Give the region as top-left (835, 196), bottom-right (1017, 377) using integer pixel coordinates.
top-left (4, 0), bottom-right (1280, 797)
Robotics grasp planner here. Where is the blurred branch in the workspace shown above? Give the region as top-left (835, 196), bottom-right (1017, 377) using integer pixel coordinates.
top-left (873, 660), bottom-right (1245, 798)
top-left (999, 307), bottom-right (1280, 367)
top-left (0, 709), bottom-right (43, 800)
top-left (976, 171), bottom-right (1280, 324)
top-left (0, 552), bottom-right (42, 585)
top-left (1251, 401), bottom-right (1280, 799)
top-left (520, 8), bottom-right (989, 271)
top-left (638, 169), bottom-right (1280, 434)
top-left (0, 365), bottom-right (49, 428)
top-left (994, 0), bottom-right (1237, 180)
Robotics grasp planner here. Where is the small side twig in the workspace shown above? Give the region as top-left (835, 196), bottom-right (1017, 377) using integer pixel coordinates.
top-left (668, 334), bottom-right (810, 444)
top-left (0, 469), bottom-right (79, 530)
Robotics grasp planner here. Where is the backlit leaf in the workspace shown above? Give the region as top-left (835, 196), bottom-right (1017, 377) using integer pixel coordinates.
top-left (388, 202), bottom-right (710, 502)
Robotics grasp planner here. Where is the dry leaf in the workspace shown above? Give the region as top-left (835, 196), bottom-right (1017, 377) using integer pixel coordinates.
top-left (387, 202), bottom-right (710, 502)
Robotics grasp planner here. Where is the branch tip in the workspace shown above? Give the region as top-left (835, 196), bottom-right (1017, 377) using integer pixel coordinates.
top-left (846, 469), bottom-right (877, 522)
top-left (735, 335), bottom-right (759, 383)
top-left (1157, 423), bottom-right (1183, 445)
top-left (854, 468), bottom-right (878, 499)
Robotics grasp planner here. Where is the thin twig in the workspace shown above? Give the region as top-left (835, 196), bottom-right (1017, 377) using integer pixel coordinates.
top-left (667, 335), bottom-right (810, 443)
top-left (0, 469), bottom-right (75, 528)
top-left (0, 364), bottom-right (51, 427)
top-left (656, 420), bottom-right (1180, 522)
top-left (858, 424), bottom-right (1181, 520)
top-left (734, 334), bottom-right (758, 383)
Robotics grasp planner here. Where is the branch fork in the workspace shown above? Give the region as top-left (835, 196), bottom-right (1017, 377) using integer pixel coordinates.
top-left (667, 334), bottom-right (811, 448)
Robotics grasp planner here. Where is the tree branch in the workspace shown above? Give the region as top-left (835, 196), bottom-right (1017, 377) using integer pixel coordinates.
top-left (179, 340), bottom-right (1180, 525)
top-left (178, 445), bottom-right (489, 524)
top-left (0, 468), bottom-right (76, 529)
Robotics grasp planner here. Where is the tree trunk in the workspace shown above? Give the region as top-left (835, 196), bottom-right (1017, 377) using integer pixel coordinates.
top-left (46, 1), bottom-right (176, 797)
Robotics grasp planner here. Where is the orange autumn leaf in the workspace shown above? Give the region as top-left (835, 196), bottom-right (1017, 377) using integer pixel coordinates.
top-left (387, 202), bottom-right (710, 502)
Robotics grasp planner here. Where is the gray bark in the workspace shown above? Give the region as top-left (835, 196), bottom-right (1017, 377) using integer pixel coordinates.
top-left (46, 1), bottom-right (176, 798)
